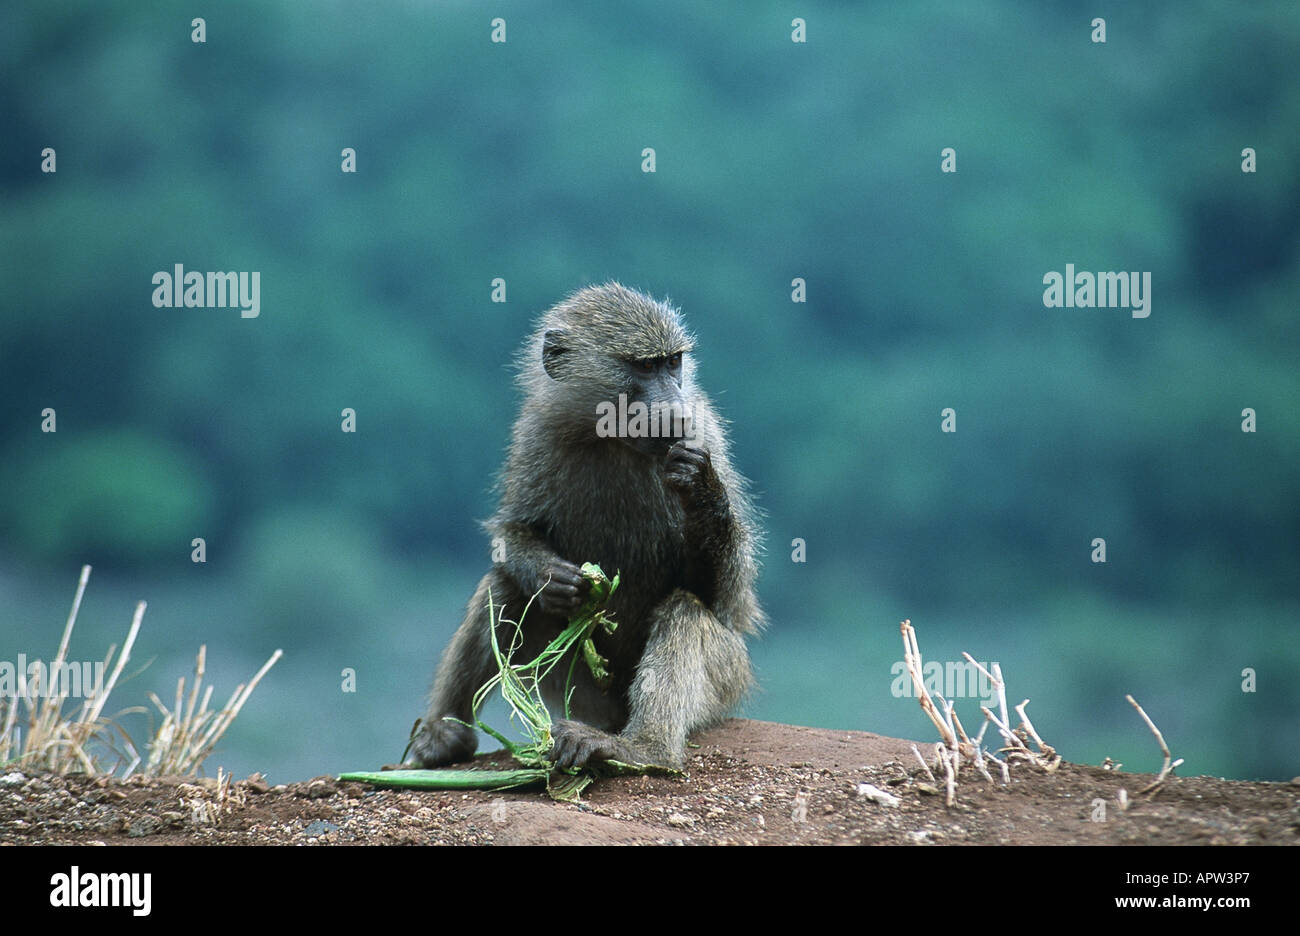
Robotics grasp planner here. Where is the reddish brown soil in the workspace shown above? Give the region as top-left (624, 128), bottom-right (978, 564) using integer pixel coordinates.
top-left (2, 719), bottom-right (1296, 845)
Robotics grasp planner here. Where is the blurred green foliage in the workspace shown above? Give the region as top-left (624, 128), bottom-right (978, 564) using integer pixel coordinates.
top-left (1, 1), bottom-right (1296, 781)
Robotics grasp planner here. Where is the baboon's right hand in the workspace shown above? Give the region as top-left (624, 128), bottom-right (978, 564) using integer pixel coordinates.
top-left (403, 717), bottom-right (476, 768)
top-left (534, 557), bottom-right (592, 619)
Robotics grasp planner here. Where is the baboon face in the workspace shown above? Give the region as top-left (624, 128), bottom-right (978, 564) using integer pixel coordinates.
top-left (619, 350), bottom-right (694, 455)
top-left (542, 329), bottom-right (696, 456)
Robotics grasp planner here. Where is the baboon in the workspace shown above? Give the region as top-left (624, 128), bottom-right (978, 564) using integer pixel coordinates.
top-left (405, 282), bottom-right (763, 771)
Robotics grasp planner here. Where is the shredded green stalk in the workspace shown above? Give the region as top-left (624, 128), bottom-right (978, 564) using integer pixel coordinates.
top-left (338, 768), bottom-right (548, 790)
top-left (459, 562), bottom-right (620, 767)
top-left (343, 564), bottom-right (626, 801)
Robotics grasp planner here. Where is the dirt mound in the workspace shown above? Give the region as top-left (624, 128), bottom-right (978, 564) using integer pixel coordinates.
top-left (2, 719), bottom-right (1295, 845)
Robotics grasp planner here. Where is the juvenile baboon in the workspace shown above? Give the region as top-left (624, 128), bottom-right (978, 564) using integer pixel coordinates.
top-left (405, 282), bottom-right (763, 771)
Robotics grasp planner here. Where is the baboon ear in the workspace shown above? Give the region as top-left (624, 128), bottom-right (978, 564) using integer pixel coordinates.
top-left (542, 329), bottom-right (570, 380)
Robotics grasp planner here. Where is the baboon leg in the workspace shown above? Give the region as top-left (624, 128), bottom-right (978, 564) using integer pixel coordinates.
top-left (549, 589), bottom-right (751, 771)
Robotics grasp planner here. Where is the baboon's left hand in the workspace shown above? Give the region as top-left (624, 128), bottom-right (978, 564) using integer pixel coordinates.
top-left (547, 720), bottom-right (634, 770)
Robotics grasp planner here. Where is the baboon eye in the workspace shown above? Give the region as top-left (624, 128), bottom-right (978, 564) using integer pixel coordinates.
top-left (666, 353), bottom-right (682, 369)
top-left (637, 358), bottom-right (656, 373)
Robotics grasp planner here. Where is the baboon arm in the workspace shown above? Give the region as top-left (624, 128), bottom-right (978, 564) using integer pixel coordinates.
top-left (494, 520), bottom-right (565, 592)
top-left (678, 465), bottom-right (762, 636)
top-left (492, 520), bottom-right (592, 618)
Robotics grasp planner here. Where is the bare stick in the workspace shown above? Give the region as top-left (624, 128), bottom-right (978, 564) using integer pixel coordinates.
top-left (900, 621), bottom-right (956, 748)
top-left (174, 646), bottom-right (208, 770)
top-left (980, 704), bottom-right (1020, 750)
top-left (949, 701), bottom-right (971, 746)
top-left (936, 744), bottom-right (956, 807)
top-left (198, 685), bottom-right (214, 721)
top-left (961, 652), bottom-right (998, 687)
top-left (990, 663), bottom-right (1013, 750)
top-left (951, 707), bottom-right (992, 784)
top-left (82, 601), bottom-right (145, 730)
top-left (187, 649), bottom-right (282, 772)
top-left (961, 653), bottom-right (1000, 751)
top-left (1126, 694), bottom-right (1183, 794)
top-left (52, 566), bottom-right (91, 685)
top-left (910, 743), bottom-right (937, 783)
top-left (935, 694), bottom-right (956, 745)
top-left (33, 565), bottom-right (93, 745)
top-left (1013, 699), bottom-right (1053, 755)
top-left (986, 750), bottom-right (1010, 784)
top-left (1013, 698), bottom-right (1060, 772)
top-left (184, 646), bottom-right (206, 728)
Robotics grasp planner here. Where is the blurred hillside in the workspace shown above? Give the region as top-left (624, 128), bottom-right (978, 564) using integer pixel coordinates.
top-left (1, 1), bottom-right (1297, 781)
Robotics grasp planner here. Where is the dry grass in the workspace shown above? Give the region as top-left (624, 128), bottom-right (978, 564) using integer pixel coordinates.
top-left (898, 619), bottom-right (1184, 808)
top-left (0, 565), bottom-right (280, 778)
top-left (899, 618), bottom-right (1059, 805)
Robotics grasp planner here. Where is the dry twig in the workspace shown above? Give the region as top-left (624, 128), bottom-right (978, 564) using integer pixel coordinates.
top-left (897, 622), bottom-right (1062, 804)
top-left (900, 620), bottom-right (956, 748)
top-left (1125, 694), bottom-right (1184, 795)
top-left (910, 743), bottom-right (936, 783)
top-left (0, 565), bottom-right (279, 779)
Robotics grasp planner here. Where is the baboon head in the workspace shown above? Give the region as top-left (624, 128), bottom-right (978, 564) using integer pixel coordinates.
top-left (531, 282), bottom-right (698, 455)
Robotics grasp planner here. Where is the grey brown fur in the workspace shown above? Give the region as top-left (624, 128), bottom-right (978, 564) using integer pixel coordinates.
top-left (406, 282), bottom-right (763, 770)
